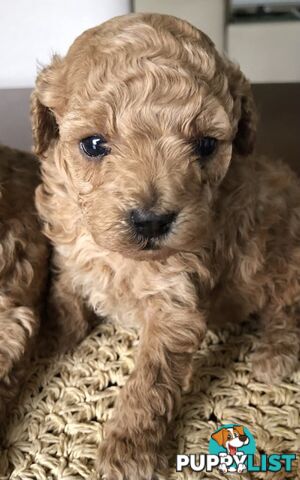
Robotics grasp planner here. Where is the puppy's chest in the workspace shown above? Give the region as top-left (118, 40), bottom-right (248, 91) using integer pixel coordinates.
top-left (74, 256), bottom-right (144, 327)
top-left (60, 242), bottom-right (182, 327)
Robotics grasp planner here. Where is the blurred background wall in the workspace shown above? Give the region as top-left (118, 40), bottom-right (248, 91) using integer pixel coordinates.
top-left (0, 0), bottom-right (131, 88)
top-left (0, 0), bottom-right (299, 170)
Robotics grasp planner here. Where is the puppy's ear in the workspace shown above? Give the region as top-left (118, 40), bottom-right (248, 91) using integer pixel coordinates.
top-left (211, 428), bottom-right (225, 446)
top-left (234, 425), bottom-right (245, 436)
top-left (225, 59), bottom-right (257, 156)
top-left (31, 55), bottom-right (66, 158)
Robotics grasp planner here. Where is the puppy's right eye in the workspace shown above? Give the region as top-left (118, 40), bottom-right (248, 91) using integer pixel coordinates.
top-left (194, 136), bottom-right (218, 159)
top-left (80, 135), bottom-right (110, 158)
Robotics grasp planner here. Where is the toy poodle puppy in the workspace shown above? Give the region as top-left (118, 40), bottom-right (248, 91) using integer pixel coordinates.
top-left (31, 13), bottom-right (300, 479)
top-left (0, 145), bottom-right (48, 422)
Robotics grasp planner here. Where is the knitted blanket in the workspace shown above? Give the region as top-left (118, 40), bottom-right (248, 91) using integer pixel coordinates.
top-left (1, 320), bottom-right (299, 479)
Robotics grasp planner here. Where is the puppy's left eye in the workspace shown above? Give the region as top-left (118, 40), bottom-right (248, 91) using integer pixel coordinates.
top-left (80, 135), bottom-right (110, 158)
top-left (194, 136), bottom-right (218, 159)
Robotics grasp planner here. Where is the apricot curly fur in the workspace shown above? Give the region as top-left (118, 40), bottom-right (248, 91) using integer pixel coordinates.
top-left (31, 13), bottom-right (300, 479)
top-left (0, 145), bottom-right (48, 424)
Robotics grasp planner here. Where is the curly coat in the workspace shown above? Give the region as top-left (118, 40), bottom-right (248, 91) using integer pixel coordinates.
top-left (0, 145), bottom-right (48, 422)
top-left (31, 13), bottom-right (300, 479)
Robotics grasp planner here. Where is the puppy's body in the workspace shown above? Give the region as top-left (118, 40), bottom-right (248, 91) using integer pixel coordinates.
top-left (32, 13), bottom-right (300, 479)
top-left (39, 151), bottom-right (300, 326)
top-left (0, 145), bottom-right (48, 419)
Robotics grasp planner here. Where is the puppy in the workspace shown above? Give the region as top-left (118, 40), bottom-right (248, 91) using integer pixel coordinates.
top-left (32, 13), bottom-right (300, 479)
top-left (0, 145), bottom-right (48, 421)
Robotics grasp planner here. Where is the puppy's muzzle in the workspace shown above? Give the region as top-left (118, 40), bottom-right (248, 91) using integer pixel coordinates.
top-left (130, 209), bottom-right (177, 242)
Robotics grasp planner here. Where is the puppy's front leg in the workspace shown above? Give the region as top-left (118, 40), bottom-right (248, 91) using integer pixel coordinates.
top-left (48, 269), bottom-right (92, 350)
top-left (0, 304), bottom-right (38, 379)
top-left (0, 304), bottom-right (38, 422)
top-left (97, 303), bottom-right (207, 480)
top-left (251, 305), bottom-right (300, 383)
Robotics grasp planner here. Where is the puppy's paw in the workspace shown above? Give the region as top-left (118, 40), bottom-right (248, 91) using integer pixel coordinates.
top-left (237, 464), bottom-right (246, 473)
top-left (219, 463), bottom-right (228, 473)
top-left (96, 434), bottom-right (166, 480)
top-left (251, 348), bottom-right (298, 384)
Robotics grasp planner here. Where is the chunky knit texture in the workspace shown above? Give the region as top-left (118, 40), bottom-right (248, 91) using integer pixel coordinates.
top-left (1, 320), bottom-right (299, 480)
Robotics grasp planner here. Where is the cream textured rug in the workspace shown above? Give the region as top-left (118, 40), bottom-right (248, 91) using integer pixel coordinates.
top-left (1, 320), bottom-right (299, 480)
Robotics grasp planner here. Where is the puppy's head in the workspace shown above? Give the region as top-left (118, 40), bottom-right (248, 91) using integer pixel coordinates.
top-left (32, 13), bottom-right (256, 260)
top-left (212, 426), bottom-right (249, 453)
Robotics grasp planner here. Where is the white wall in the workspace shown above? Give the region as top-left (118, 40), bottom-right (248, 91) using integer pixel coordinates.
top-left (0, 0), bottom-right (131, 88)
top-left (228, 21), bottom-right (300, 83)
top-left (134, 0), bottom-right (226, 52)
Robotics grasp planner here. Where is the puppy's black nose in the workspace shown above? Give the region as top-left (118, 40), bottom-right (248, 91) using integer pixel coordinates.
top-left (239, 435), bottom-right (247, 442)
top-left (130, 209), bottom-right (177, 239)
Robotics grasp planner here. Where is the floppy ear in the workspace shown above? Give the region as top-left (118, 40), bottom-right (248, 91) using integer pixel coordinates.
top-left (234, 425), bottom-right (245, 436)
top-left (31, 55), bottom-right (66, 158)
top-left (225, 59), bottom-right (257, 156)
top-left (211, 428), bottom-right (225, 446)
